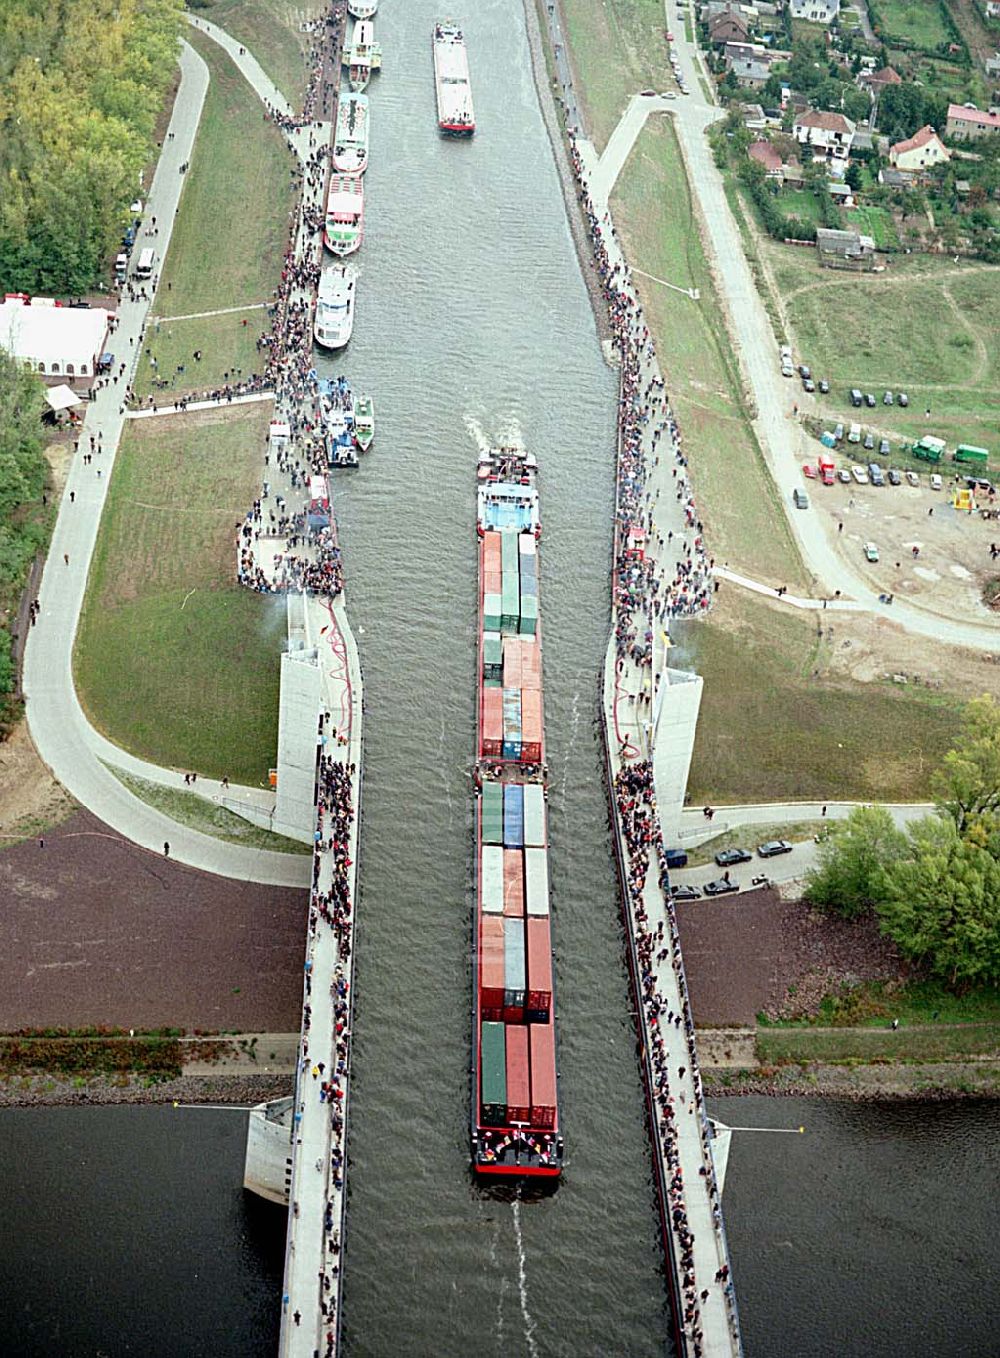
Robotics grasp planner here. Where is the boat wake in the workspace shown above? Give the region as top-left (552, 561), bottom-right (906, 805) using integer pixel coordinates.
top-left (511, 1194), bottom-right (539, 1358)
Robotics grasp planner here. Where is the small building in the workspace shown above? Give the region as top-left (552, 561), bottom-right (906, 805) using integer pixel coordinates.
top-left (955, 178), bottom-right (972, 196)
top-left (987, 1), bottom-right (1000, 15)
top-left (730, 56), bottom-right (772, 86)
top-left (789, 0), bottom-right (840, 23)
top-left (794, 109), bottom-right (856, 158)
top-left (0, 297), bottom-right (112, 385)
top-left (748, 138), bottom-right (784, 177)
top-left (859, 66), bottom-right (902, 92)
top-left (828, 181), bottom-right (854, 205)
top-left (890, 124), bottom-right (950, 171)
top-left (739, 101), bottom-right (768, 129)
top-left (985, 54), bottom-right (1000, 78)
top-left (879, 165), bottom-right (915, 189)
top-left (815, 227), bottom-right (876, 269)
top-left (708, 8), bottom-right (751, 44)
top-left (945, 103), bottom-right (1000, 140)
top-left (851, 128), bottom-right (875, 152)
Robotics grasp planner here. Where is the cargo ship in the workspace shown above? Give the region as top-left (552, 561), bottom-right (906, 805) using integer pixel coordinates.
top-left (433, 22), bottom-right (475, 136)
top-left (333, 93), bottom-right (370, 176)
top-left (324, 176), bottom-right (364, 256)
top-left (472, 447), bottom-right (562, 1178)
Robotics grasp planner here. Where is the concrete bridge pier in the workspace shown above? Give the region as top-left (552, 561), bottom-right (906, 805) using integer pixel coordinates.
top-left (244, 1096), bottom-right (295, 1205)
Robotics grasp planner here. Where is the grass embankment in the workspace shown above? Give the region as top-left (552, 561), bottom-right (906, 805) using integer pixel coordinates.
top-left (135, 29), bottom-right (291, 398)
top-left (683, 591), bottom-right (961, 803)
top-left (611, 118), bottom-right (806, 588)
top-left (684, 820), bottom-right (825, 867)
top-left (559, 0), bottom-right (673, 150)
top-left (0, 1032), bottom-right (186, 1082)
top-left (766, 244), bottom-right (1000, 458)
top-left (112, 770), bottom-right (310, 853)
top-left (196, 0), bottom-right (319, 105)
top-left (74, 405), bottom-right (281, 785)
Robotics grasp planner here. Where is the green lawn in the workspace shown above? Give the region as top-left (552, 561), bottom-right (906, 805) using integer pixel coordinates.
top-left (846, 205), bottom-right (900, 250)
top-left (134, 310), bottom-right (271, 399)
top-left (198, 0), bottom-right (320, 105)
top-left (612, 118), bottom-right (808, 588)
top-left (683, 591), bottom-right (961, 804)
top-left (112, 771), bottom-right (310, 852)
top-left (777, 188), bottom-right (825, 225)
top-left (75, 405), bottom-right (281, 785)
top-left (765, 242), bottom-right (1000, 453)
top-left (763, 977), bottom-right (1000, 1028)
top-left (559, 0), bottom-right (670, 150)
top-left (757, 1023), bottom-right (1000, 1064)
top-left (871, 0), bottom-right (952, 49)
top-left (154, 30), bottom-right (292, 318)
top-left (685, 820), bottom-right (825, 867)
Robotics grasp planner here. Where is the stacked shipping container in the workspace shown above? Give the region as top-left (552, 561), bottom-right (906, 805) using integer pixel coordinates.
top-left (478, 530), bottom-right (543, 765)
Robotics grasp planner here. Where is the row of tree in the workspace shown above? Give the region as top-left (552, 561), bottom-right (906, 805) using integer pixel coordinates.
top-left (0, 350), bottom-right (48, 733)
top-left (806, 697), bottom-right (1000, 990)
top-left (0, 0), bottom-right (184, 295)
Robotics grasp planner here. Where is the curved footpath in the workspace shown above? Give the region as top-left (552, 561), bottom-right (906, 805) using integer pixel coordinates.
top-left (22, 42), bottom-right (308, 889)
top-left (575, 49), bottom-right (1000, 654)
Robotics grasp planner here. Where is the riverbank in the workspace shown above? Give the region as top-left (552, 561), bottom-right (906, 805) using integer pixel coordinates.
top-left (703, 1059), bottom-right (1000, 1101)
top-left (0, 1071), bottom-right (293, 1109)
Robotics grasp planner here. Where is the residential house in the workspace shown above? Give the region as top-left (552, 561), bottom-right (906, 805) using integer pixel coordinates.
top-left (739, 101), bottom-right (769, 129)
top-left (858, 66), bottom-right (901, 92)
top-left (793, 109), bottom-right (856, 158)
top-left (789, 0), bottom-right (840, 23)
top-left (748, 139), bottom-right (784, 177)
top-left (708, 8), bottom-right (751, 45)
top-left (986, 1), bottom-right (1000, 16)
top-left (890, 125), bottom-right (950, 171)
top-left (815, 227), bottom-right (876, 270)
top-left (945, 103), bottom-right (1000, 139)
top-left (730, 56), bottom-right (772, 86)
top-left (985, 54), bottom-right (1000, 78)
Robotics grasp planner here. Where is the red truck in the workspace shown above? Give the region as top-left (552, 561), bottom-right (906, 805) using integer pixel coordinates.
top-left (818, 452), bottom-right (836, 486)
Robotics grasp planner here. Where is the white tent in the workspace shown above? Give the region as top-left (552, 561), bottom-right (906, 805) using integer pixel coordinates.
top-left (0, 298), bottom-right (112, 380)
top-left (44, 383), bottom-right (83, 412)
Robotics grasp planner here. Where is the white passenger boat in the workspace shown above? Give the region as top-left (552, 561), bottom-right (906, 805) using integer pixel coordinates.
top-left (354, 394), bottom-right (375, 451)
top-left (314, 264), bottom-right (356, 350)
top-left (333, 93), bottom-right (369, 176)
top-left (348, 0), bottom-right (377, 17)
top-left (324, 175), bottom-right (364, 255)
top-left (433, 21), bottom-right (475, 136)
top-left (344, 19), bottom-right (381, 91)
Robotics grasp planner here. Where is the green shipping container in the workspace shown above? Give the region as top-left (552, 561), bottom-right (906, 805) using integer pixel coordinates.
top-left (500, 530), bottom-right (519, 575)
top-left (480, 1021), bottom-right (507, 1126)
top-left (518, 594), bottom-right (538, 636)
top-left (484, 593), bottom-right (502, 632)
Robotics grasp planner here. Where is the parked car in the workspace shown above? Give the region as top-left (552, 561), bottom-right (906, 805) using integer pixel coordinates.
top-left (864, 541), bottom-right (879, 562)
top-left (803, 377), bottom-right (815, 393)
top-left (899, 392), bottom-right (909, 407)
top-left (664, 848), bottom-right (688, 870)
top-left (966, 476), bottom-right (994, 493)
top-left (798, 364), bottom-right (811, 378)
top-left (868, 462), bottom-right (884, 486)
top-left (850, 388), bottom-right (863, 407)
top-left (802, 463), bottom-right (817, 478)
top-left (640, 89), bottom-right (657, 96)
top-left (782, 361), bottom-right (795, 377)
top-left (793, 487), bottom-right (810, 509)
top-left (819, 378), bottom-right (830, 394)
top-left (864, 432), bottom-right (875, 450)
top-left (780, 344), bottom-right (792, 361)
top-left (880, 439), bottom-right (891, 457)
top-left (757, 840), bottom-right (792, 858)
top-left (930, 473), bottom-right (943, 490)
top-left (851, 465), bottom-right (869, 484)
top-left (703, 878), bottom-right (740, 897)
top-left (865, 392), bottom-right (877, 408)
top-left (848, 422), bottom-right (862, 443)
top-left (905, 470), bottom-right (920, 487)
top-left (715, 848), bottom-right (752, 867)
top-left (661, 90), bottom-right (677, 99)
top-left (888, 467), bottom-right (902, 485)
top-left (837, 468), bottom-right (852, 484)
top-left (883, 390), bottom-right (894, 405)
top-left (669, 883), bottom-right (701, 902)
top-left (834, 422), bottom-right (844, 441)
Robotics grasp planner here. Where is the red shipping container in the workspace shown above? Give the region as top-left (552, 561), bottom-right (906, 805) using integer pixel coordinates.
top-left (529, 1019), bottom-right (557, 1129)
top-left (505, 1024), bottom-right (531, 1124)
top-left (483, 533), bottom-right (502, 572)
top-left (520, 688), bottom-right (542, 763)
top-left (483, 569), bottom-right (502, 597)
top-left (503, 647), bottom-right (522, 689)
top-left (503, 849), bottom-right (525, 916)
top-left (521, 640), bottom-right (541, 689)
top-left (480, 915), bottom-right (505, 1011)
top-left (481, 687), bottom-right (503, 757)
top-left (526, 916), bottom-right (552, 1014)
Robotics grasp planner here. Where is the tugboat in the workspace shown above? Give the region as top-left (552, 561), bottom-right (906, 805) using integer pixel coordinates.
top-left (433, 21), bottom-right (475, 136)
top-left (354, 395), bottom-right (375, 451)
top-left (333, 93), bottom-right (370, 176)
top-left (324, 175), bottom-right (364, 256)
top-left (471, 447), bottom-right (562, 1178)
top-left (314, 264), bottom-right (356, 350)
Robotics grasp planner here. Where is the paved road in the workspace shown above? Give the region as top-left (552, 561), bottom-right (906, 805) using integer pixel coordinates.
top-left (21, 42), bottom-right (308, 889)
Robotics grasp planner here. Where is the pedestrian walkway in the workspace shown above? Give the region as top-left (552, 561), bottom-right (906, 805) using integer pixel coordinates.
top-left (127, 391), bottom-right (275, 419)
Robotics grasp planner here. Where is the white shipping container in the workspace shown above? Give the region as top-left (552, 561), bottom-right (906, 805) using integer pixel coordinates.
top-left (524, 846), bottom-right (550, 916)
top-left (518, 533), bottom-right (537, 557)
top-left (522, 784), bottom-right (546, 848)
top-left (481, 844), bottom-right (504, 913)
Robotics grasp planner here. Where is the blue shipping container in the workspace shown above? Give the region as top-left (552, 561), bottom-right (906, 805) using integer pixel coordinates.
top-left (503, 784), bottom-right (525, 846)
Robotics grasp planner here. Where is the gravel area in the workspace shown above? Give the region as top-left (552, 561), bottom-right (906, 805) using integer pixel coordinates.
top-left (0, 1071), bottom-right (293, 1109)
top-left (0, 809), bottom-right (306, 1031)
top-left (676, 887), bottom-right (902, 1027)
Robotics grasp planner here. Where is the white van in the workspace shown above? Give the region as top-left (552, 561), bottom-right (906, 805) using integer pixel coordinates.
top-left (135, 247), bottom-right (155, 280)
top-left (847, 422), bottom-right (862, 443)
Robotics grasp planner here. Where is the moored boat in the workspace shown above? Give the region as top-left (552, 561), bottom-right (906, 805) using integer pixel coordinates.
top-left (324, 176), bottom-right (364, 256)
top-left (333, 93), bottom-right (370, 176)
top-left (344, 19), bottom-right (381, 91)
top-left (314, 264), bottom-right (356, 350)
top-left (347, 0), bottom-right (377, 16)
top-left (354, 394), bottom-right (375, 451)
top-left (472, 447), bottom-right (561, 1179)
top-left (433, 21), bottom-right (475, 136)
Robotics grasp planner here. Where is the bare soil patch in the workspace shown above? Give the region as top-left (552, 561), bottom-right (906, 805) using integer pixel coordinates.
top-left (0, 723), bottom-right (76, 842)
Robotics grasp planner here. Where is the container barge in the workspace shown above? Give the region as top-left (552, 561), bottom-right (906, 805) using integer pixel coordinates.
top-left (433, 21), bottom-right (475, 136)
top-left (472, 447), bottom-right (562, 1178)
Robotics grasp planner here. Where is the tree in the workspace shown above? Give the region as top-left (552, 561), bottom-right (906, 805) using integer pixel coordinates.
top-left (845, 162), bottom-right (864, 192)
top-left (877, 819), bottom-right (1000, 988)
top-left (804, 805), bottom-right (907, 918)
top-left (932, 695), bottom-right (1000, 834)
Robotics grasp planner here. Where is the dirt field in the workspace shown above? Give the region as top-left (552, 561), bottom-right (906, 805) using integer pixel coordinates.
top-left (0, 808), bottom-right (305, 1032)
top-left (0, 723), bottom-right (76, 843)
top-left (675, 887), bottom-right (902, 1027)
